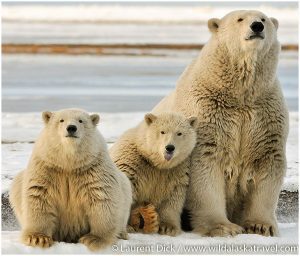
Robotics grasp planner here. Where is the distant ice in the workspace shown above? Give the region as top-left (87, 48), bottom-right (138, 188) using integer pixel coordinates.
top-left (2, 3), bottom-right (298, 25)
top-left (2, 3), bottom-right (298, 45)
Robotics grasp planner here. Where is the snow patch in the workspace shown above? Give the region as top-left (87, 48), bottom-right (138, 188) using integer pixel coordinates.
top-left (1, 223), bottom-right (298, 254)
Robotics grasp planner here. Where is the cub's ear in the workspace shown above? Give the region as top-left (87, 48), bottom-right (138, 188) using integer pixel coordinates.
top-left (144, 113), bottom-right (157, 125)
top-left (90, 114), bottom-right (100, 125)
top-left (42, 111), bottom-right (52, 124)
top-left (208, 18), bottom-right (221, 33)
top-left (270, 17), bottom-right (278, 30)
top-left (188, 117), bottom-right (197, 127)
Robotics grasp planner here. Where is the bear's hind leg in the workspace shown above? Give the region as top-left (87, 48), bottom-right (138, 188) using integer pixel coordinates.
top-left (9, 171), bottom-right (24, 225)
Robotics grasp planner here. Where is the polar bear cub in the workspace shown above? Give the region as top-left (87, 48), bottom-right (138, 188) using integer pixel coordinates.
top-left (110, 112), bottom-right (197, 236)
top-left (9, 108), bottom-right (132, 251)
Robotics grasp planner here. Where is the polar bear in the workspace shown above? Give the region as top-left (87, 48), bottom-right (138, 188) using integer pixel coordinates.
top-left (152, 10), bottom-right (288, 237)
top-left (110, 112), bottom-right (197, 236)
top-left (9, 109), bottom-right (132, 251)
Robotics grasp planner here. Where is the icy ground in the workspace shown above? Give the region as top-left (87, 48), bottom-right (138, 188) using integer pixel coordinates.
top-left (2, 112), bottom-right (298, 194)
top-left (1, 223), bottom-right (298, 254)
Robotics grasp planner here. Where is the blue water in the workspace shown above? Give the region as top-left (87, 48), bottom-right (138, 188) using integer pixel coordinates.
top-left (2, 52), bottom-right (298, 113)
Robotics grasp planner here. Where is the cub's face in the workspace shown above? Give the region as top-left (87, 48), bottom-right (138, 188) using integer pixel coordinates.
top-left (208, 10), bottom-right (278, 53)
top-left (42, 109), bottom-right (99, 148)
top-left (144, 113), bottom-right (197, 169)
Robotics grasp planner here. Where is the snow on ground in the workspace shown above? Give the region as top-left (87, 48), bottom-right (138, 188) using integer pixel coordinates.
top-left (1, 223), bottom-right (298, 254)
top-left (1, 112), bottom-right (298, 194)
top-left (2, 112), bottom-right (145, 143)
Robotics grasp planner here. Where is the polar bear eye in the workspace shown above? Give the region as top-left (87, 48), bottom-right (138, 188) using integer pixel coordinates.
top-left (60, 119), bottom-right (64, 123)
top-left (79, 120), bottom-right (83, 123)
top-left (177, 132), bottom-right (182, 136)
top-left (261, 18), bottom-right (265, 22)
top-left (161, 131), bottom-right (165, 134)
top-left (237, 18), bottom-right (243, 22)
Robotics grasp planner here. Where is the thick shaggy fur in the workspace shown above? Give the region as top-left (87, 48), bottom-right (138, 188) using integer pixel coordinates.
top-left (152, 10), bottom-right (288, 237)
top-left (9, 109), bottom-right (132, 251)
top-left (110, 113), bottom-right (197, 236)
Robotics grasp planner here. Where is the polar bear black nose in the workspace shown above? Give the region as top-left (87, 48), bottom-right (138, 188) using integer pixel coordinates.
top-left (250, 22), bottom-right (264, 33)
top-left (165, 144), bottom-right (175, 153)
top-left (67, 125), bottom-right (77, 133)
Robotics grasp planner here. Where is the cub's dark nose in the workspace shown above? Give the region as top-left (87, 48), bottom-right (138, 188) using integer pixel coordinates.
top-left (250, 21), bottom-right (264, 33)
top-left (165, 144), bottom-right (175, 153)
top-left (67, 125), bottom-right (77, 133)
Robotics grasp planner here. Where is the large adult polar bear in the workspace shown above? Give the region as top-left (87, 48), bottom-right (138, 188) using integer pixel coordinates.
top-left (152, 10), bottom-right (288, 237)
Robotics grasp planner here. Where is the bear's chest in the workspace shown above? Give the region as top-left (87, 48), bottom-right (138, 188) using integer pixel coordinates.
top-left (195, 103), bottom-right (254, 186)
top-left (135, 166), bottom-right (185, 206)
top-left (50, 173), bottom-right (90, 242)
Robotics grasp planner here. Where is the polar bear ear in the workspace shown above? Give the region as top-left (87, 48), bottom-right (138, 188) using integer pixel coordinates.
top-left (188, 117), bottom-right (197, 127)
top-left (144, 113), bottom-right (157, 125)
top-left (90, 114), bottom-right (100, 125)
top-left (208, 18), bottom-right (221, 33)
top-left (270, 17), bottom-right (279, 30)
top-left (42, 111), bottom-right (52, 124)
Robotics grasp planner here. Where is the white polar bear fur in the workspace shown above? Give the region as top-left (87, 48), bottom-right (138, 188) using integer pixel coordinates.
top-left (152, 10), bottom-right (288, 237)
top-left (110, 112), bottom-right (197, 236)
top-left (9, 108), bottom-right (132, 251)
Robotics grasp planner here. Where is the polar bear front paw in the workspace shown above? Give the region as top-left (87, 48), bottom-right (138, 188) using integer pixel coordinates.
top-left (79, 234), bottom-right (115, 251)
top-left (243, 222), bottom-right (277, 236)
top-left (118, 230), bottom-right (129, 240)
top-left (21, 232), bottom-right (53, 248)
top-left (158, 222), bottom-right (181, 236)
top-left (205, 223), bottom-right (244, 237)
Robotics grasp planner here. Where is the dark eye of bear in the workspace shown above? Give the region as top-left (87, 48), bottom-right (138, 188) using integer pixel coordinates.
top-left (60, 119), bottom-right (64, 123)
top-left (261, 18), bottom-right (265, 22)
top-left (161, 131), bottom-right (165, 134)
top-left (79, 120), bottom-right (83, 123)
top-left (177, 132), bottom-right (182, 136)
top-left (237, 18), bottom-right (243, 22)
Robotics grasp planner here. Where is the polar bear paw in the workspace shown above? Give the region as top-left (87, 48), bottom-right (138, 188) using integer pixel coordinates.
top-left (206, 223), bottom-right (244, 237)
top-left (118, 230), bottom-right (129, 240)
top-left (22, 232), bottom-right (53, 248)
top-left (79, 234), bottom-right (114, 251)
top-left (158, 222), bottom-right (181, 236)
top-left (243, 222), bottom-right (277, 236)
top-left (129, 203), bottom-right (159, 234)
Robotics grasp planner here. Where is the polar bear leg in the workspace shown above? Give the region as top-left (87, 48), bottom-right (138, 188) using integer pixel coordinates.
top-left (186, 157), bottom-right (244, 237)
top-left (79, 203), bottom-right (117, 251)
top-left (241, 170), bottom-right (283, 237)
top-left (10, 170), bottom-right (55, 248)
top-left (119, 171), bottom-right (132, 239)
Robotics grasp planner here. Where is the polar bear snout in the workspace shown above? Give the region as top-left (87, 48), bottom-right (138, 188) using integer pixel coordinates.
top-left (66, 125), bottom-right (78, 137)
top-left (164, 144), bottom-right (175, 161)
top-left (250, 21), bottom-right (264, 33)
top-left (246, 22), bottom-right (265, 41)
top-left (165, 144), bottom-right (175, 153)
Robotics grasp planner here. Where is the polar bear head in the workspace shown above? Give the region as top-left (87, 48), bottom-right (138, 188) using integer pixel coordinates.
top-left (208, 10), bottom-right (278, 54)
top-left (40, 108), bottom-right (102, 162)
top-left (142, 112), bottom-right (197, 169)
